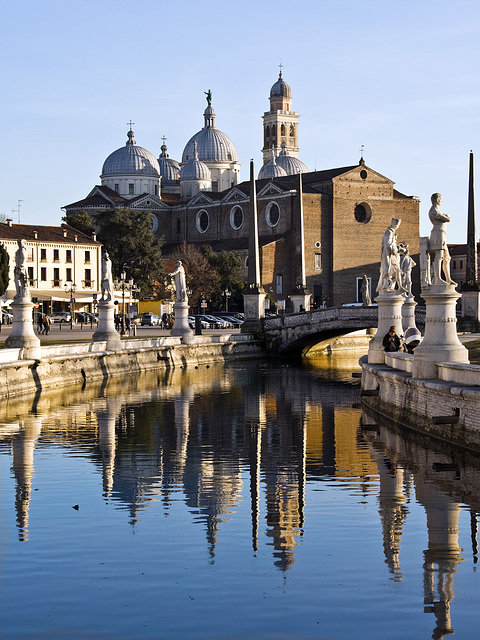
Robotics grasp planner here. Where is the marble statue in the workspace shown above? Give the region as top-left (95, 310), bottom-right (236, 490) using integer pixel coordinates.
top-left (14, 239), bottom-right (29, 299)
top-left (376, 218), bottom-right (406, 294)
top-left (172, 261), bottom-right (187, 303)
top-left (399, 243), bottom-right (416, 298)
top-left (100, 252), bottom-right (114, 301)
top-left (428, 193), bottom-right (456, 285)
top-left (361, 275), bottom-right (371, 306)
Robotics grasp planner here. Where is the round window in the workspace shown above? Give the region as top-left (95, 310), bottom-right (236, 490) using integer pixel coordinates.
top-left (230, 205), bottom-right (244, 230)
top-left (266, 202), bottom-right (280, 227)
top-left (151, 214), bottom-right (158, 234)
top-left (354, 203), bottom-right (371, 224)
top-left (360, 170), bottom-right (368, 180)
top-left (196, 210), bottom-right (209, 233)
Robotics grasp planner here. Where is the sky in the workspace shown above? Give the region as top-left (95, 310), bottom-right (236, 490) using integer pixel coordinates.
top-left (1, 0), bottom-right (480, 243)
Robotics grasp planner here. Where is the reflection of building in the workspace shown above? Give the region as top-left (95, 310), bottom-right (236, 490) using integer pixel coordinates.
top-left (64, 72), bottom-right (420, 308)
top-left (0, 220), bottom-right (102, 314)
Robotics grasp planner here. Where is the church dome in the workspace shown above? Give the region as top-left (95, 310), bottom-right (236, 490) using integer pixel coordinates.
top-left (270, 71), bottom-right (291, 98)
top-left (276, 143), bottom-right (308, 175)
top-left (182, 105), bottom-right (239, 163)
top-left (102, 129), bottom-right (160, 177)
top-left (158, 143), bottom-right (180, 183)
top-left (258, 149), bottom-right (287, 180)
top-left (181, 141), bottom-right (211, 180)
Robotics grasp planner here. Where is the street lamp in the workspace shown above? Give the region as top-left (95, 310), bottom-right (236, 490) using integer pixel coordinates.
top-left (114, 271), bottom-right (138, 335)
top-left (224, 288), bottom-right (231, 313)
top-left (64, 281), bottom-right (77, 330)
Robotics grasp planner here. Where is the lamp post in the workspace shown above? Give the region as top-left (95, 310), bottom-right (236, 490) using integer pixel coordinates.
top-left (224, 288), bottom-right (231, 313)
top-left (64, 281), bottom-right (77, 330)
top-left (114, 271), bottom-right (138, 335)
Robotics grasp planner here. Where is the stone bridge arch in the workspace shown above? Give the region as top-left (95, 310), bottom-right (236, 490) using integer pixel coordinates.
top-left (262, 307), bottom-right (378, 356)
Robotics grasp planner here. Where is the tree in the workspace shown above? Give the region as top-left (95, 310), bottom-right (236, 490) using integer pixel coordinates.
top-left (62, 210), bottom-right (95, 235)
top-left (170, 243), bottom-right (220, 310)
top-left (0, 243), bottom-right (9, 296)
top-left (201, 245), bottom-right (244, 310)
top-left (95, 209), bottom-right (164, 299)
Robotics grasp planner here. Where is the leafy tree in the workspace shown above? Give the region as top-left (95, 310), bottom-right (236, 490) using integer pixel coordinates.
top-left (170, 243), bottom-right (220, 310)
top-left (0, 244), bottom-right (9, 296)
top-left (201, 245), bottom-right (244, 310)
top-left (62, 210), bottom-right (95, 235)
top-left (95, 209), bottom-right (164, 299)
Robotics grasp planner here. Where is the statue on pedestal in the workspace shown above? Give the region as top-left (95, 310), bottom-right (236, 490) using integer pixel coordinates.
top-left (171, 261), bottom-right (187, 303)
top-left (361, 275), bottom-right (371, 306)
top-left (100, 252), bottom-right (113, 301)
top-left (14, 239), bottom-right (29, 300)
top-left (399, 243), bottom-right (416, 298)
top-left (428, 193), bottom-right (456, 286)
top-left (376, 218), bottom-right (406, 294)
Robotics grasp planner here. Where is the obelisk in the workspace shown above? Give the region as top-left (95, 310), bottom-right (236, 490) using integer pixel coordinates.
top-left (289, 173), bottom-right (311, 313)
top-left (461, 151), bottom-right (480, 325)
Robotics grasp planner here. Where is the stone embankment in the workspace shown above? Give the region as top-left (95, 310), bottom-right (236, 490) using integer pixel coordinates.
top-left (0, 334), bottom-right (263, 400)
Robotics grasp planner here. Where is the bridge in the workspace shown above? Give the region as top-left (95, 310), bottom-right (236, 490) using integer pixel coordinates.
top-left (262, 306), bottom-right (379, 356)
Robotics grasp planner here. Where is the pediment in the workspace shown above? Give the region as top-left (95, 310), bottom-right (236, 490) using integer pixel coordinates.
top-left (129, 194), bottom-right (171, 210)
top-left (222, 187), bottom-right (249, 203)
top-left (188, 192), bottom-right (215, 206)
top-left (335, 164), bottom-right (394, 185)
top-left (257, 182), bottom-right (286, 198)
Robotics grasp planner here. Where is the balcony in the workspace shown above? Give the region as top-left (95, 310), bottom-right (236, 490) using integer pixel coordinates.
top-left (82, 280), bottom-right (94, 289)
top-left (52, 279), bottom-right (62, 288)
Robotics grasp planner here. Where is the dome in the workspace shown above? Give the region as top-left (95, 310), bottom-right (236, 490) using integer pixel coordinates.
top-left (181, 141), bottom-right (211, 180)
top-left (102, 129), bottom-right (160, 177)
top-left (158, 143), bottom-right (180, 183)
top-left (270, 71), bottom-right (291, 98)
top-left (258, 149), bottom-right (287, 180)
top-left (182, 106), bottom-right (239, 163)
top-left (276, 143), bottom-right (308, 175)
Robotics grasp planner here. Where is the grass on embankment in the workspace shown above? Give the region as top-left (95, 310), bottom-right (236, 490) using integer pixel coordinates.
top-left (464, 339), bottom-right (480, 364)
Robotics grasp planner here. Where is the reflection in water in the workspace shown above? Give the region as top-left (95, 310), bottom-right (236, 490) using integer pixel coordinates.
top-left (0, 362), bottom-right (480, 638)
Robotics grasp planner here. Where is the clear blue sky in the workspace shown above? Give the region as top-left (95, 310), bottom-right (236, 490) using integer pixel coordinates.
top-left (1, 0), bottom-right (480, 243)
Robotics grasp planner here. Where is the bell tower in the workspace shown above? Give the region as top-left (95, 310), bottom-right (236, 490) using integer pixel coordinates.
top-left (262, 67), bottom-right (300, 164)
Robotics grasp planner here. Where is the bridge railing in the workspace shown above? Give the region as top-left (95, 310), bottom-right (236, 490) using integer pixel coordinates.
top-left (263, 306), bottom-right (378, 330)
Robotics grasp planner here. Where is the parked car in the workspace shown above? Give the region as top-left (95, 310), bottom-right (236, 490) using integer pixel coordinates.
top-left (51, 312), bottom-right (71, 323)
top-left (188, 316), bottom-right (209, 329)
top-left (140, 313), bottom-right (161, 326)
top-left (210, 316), bottom-right (232, 328)
top-left (1, 309), bottom-right (13, 324)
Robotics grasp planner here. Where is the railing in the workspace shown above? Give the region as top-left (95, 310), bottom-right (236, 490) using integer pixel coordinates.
top-left (52, 279), bottom-right (62, 288)
top-left (82, 280), bottom-right (94, 288)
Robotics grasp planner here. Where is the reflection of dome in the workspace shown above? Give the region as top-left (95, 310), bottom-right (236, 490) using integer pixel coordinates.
top-left (276, 143), bottom-right (308, 175)
top-left (270, 71), bottom-right (291, 98)
top-left (181, 141), bottom-right (211, 180)
top-left (182, 106), bottom-right (238, 163)
top-left (258, 149), bottom-right (287, 179)
top-left (158, 143), bottom-right (180, 183)
top-left (102, 129), bottom-right (160, 177)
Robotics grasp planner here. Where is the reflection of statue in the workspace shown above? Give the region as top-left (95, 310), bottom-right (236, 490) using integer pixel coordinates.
top-left (361, 275), bottom-right (371, 306)
top-left (14, 239), bottom-right (29, 299)
top-left (100, 252), bottom-right (113, 301)
top-left (377, 219), bottom-right (406, 294)
top-left (399, 244), bottom-right (416, 297)
top-left (171, 261), bottom-right (187, 303)
top-left (204, 89), bottom-right (212, 106)
top-left (428, 193), bottom-right (456, 285)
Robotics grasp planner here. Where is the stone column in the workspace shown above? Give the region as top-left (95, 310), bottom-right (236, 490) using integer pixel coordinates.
top-left (402, 294), bottom-right (417, 331)
top-left (367, 292), bottom-right (404, 364)
top-left (412, 284), bottom-right (469, 379)
top-left (6, 299), bottom-right (41, 359)
top-left (171, 300), bottom-right (194, 344)
top-left (92, 299), bottom-right (122, 350)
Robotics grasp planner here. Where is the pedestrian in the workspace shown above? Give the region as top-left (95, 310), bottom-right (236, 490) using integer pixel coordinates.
top-left (382, 325), bottom-right (401, 352)
top-left (43, 315), bottom-right (50, 336)
top-left (115, 314), bottom-right (121, 331)
top-left (37, 314), bottom-right (44, 334)
top-left (125, 316), bottom-right (131, 334)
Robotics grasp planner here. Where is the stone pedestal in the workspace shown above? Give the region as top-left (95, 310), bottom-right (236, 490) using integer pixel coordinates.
top-left (241, 289), bottom-right (266, 334)
top-left (402, 294), bottom-right (418, 331)
top-left (412, 284), bottom-right (469, 379)
top-left (171, 301), bottom-right (194, 344)
top-left (5, 298), bottom-right (41, 359)
top-left (367, 292), bottom-right (405, 364)
top-left (289, 292), bottom-right (311, 314)
top-left (92, 300), bottom-right (122, 350)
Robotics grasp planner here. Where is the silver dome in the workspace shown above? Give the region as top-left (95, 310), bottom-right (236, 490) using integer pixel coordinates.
top-left (270, 71), bottom-right (291, 98)
top-left (158, 144), bottom-right (180, 183)
top-left (258, 151), bottom-right (287, 180)
top-left (276, 144), bottom-right (308, 175)
top-left (182, 106), bottom-right (239, 163)
top-left (181, 142), bottom-right (211, 180)
top-left (102, 130), bottom-right (160, 177)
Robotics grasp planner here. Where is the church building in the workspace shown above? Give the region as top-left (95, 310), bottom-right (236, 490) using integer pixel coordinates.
top-left (64, 71), bottom-right (420, 308)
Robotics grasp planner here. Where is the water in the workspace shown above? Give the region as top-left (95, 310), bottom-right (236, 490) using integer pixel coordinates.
top-left (0, 356), bottom-right (479, 640)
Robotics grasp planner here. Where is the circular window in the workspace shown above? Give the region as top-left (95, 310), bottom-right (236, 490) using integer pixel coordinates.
top-left (354, 203), bottom-right (371, 224)
top-left (230, 205), bottom-right (244, 230)
top-left (266, 202), bottom-right (280, 227)
top-left (360, 170), bottom-right (368, 180)
top-left (196, 210), bottom-right (209, 233)
top-left (151, 214), bottom-right (158, 233)
top-left (315, 241), bottom-right (321, 248)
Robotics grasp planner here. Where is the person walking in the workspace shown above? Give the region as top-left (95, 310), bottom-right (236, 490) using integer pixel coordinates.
top-left (42, 315), bottom-right (50, 336)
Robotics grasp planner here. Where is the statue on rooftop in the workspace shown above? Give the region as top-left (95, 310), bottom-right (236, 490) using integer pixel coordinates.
top-left (204, 89), bottom-right (212, 106)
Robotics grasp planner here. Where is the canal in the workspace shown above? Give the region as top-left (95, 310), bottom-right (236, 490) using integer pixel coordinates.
top-left (0, 356), bottom-right (479, 639)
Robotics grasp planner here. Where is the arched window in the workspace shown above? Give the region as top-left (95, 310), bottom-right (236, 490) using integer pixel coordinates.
top-left (265, 126), bottom-right (270, 138)
top-left (266, 202), bottom-right (281, 227)
top-left (289, 124), bottom-right (295, 137)
top-left (230, 205), bottom-right (244, 230)
top-left (196, 210), bottom-right (209, 233)
top-left (281, 124), bottom-right (286, 137)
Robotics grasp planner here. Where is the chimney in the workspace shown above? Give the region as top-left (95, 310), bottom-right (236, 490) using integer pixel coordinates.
top-left (92, 232), bottom-right (97, 241)
top-left (63, 229), bottom-right (67, 238)
top-left (74, 235), bottom-right (78, 242)
top-left (6, 218), bottom-right (13, 227)
top-left (34, 231), bottom-right (38, 239)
